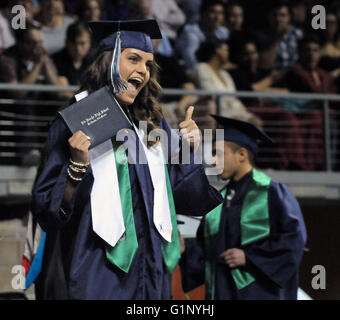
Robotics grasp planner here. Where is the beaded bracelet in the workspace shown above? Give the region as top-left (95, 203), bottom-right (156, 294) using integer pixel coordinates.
top-left (69, 164), bottom-right (87, 173)
top-left (69, 158), bottom-right (89, 167)
top-left (67, 166), bottom-right (83, 182)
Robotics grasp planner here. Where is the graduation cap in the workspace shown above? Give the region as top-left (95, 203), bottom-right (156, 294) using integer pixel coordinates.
top-left (88, 19), bottom-right (162, 95)
top-left (211, 114), bottom-right (274, 157)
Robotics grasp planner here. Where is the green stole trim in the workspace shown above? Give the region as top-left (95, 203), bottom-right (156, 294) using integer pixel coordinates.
top-left (106, 141), bottom-right (180, 274)
top-left (204, 169), bottom-right (271, 298)
top-left (106, 141), bottom-right (138, 273)
top-left (204, 188), bottom-right (226, 300)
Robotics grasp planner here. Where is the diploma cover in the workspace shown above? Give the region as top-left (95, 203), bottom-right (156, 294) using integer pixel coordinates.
top-left (59, 86), bottom-right (132, 148)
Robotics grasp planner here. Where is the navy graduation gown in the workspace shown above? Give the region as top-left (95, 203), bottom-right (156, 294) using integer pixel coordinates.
top-left (31, 115), bottom-right (222, 300)
top-left (180, 172), bottom-right (307, 300)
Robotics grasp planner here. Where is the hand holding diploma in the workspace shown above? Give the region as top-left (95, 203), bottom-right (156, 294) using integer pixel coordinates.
top-left (68, 130), bottom-right (91, 165)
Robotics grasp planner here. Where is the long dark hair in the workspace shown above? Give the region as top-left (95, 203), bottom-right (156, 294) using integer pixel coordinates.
top-left (77, 50), bottom-right (163, 146)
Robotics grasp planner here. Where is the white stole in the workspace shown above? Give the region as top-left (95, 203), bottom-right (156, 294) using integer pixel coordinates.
top-left (74, 91), bottom-right (173, 247)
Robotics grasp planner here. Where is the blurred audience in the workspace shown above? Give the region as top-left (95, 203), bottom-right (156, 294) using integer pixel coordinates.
top-left (0, 22), bottom-right (67, 165)
top-left (192, 40), bottom-right (262, 127)
top-left (175, 0), bottom-right (229, 70)
top-left (150, 0), bottom-right (185, 45)
top-left (258, 1), bottom-right (303, 70)
top-left (152, 39), bottom-right (197, 125)
top-left (230, 39), bottom-right (287, 94)
top-left (5, 0), bottom-right (40, 23)
top-left (128, 0), bottom-right (173, 57)
top-left (282, 33), bottom-right (337, 170)
top-left (224, 0), bottom-right (259, 69)
top-left (178, 0), bottom-right (202, 24)
top-left (1, 0), bottom-right (41, 51)
top-left (1, 22), bottom-right (66, 98)
top-left (77, 0), bottom-right (102, 22)
top-left (318, 12), bottom-right (340, 78)
top-left (0, 0), bottom-right (338, 170)
top-left (286, 33), bottom-right (337, 95)
top-left (225, 0), bottom-right (243, 33)
top-left (36, 0), bottom-right (75, 55)
top-left (290, 0), bottom-right (309, 30)
top-left (0, 10), bottom-right (15, 51)
top-left (230, 38), bottom-right (312, 170)
top-left (52, 22), bottom-right (93, 99)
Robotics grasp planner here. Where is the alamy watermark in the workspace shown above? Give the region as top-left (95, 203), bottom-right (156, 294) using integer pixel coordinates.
top-left (11, 265), bottom-right (25, 290)
top-left (9, 4), bottom-right (329, 31)
top-left (10, 263), bottom-right (327, 291)
top-left (311, 5), bottom-right (326, 30)
top-left (11, 5), bottom-right (26, 30)
top-left (88, 121), bottom-right (225, 176)
top-left (311, 265), bottom-right (326, 290)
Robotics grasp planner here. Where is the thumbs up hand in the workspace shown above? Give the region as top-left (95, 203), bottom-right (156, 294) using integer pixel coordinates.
top-left (178, 106), bottom-right (201, 152)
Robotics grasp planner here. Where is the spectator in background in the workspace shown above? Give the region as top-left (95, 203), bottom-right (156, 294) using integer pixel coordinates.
top-left (76, 0), bottom-right (102, 61)
top-left (224, 1), bottom-right (265, 69)
top-left (2, 22), bottom-right (66, 98)
top-left (37, 0), bottom-right (75, 55)
top-left (178, 0), bottom-right (202, 24)
top-left (225, 0), bottom-right (243, 33)
top-left (128, 0), bottom-right (152, 21)
top-left (259, 1), bottom-right (303, 70)
top-left (0, 22), bottom-right (67, 165)
top-left (192, 40), bottom-right (262, 127)
top-left (52, 22), bottom-right (92, 97)
top-left (290, 0), bottom-right (309, 30)
top-left (230, 39), bottom-right (312, 171)
top-left (150, 0), bottom-right (185, 45)
top-left (320, 12), bottom-right (340, 58)
top-left (0, 9), bottom-right (15, 51)
top-left (175, 0), bottom-right (229, 70)
top-left (225, 1), bottom-right (245, 67)
top-left (152, 38), bottom-right (197, 126)
top-left (128, 0), bottom-right (173, 57)
top-left (286, 34), bottom-right (337, 95)
top-left (318, 12), bottom-right (340, 78)
top-left (283, 34), bottom-right (337, 170)
top-left (77, 0), bottom-right (102, 22)
top-left (230, 40), bottom-right (288, 94)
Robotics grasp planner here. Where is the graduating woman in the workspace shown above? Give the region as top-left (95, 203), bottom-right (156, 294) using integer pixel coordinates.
top-left (31, 19), bottom-right (222, 299)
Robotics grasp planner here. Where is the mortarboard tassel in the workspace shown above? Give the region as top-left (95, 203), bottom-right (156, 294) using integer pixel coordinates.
top-left (109, 31), bottom-right (128, 95)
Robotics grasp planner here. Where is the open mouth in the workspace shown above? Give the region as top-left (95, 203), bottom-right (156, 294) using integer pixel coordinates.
top-left (127, 77), bottom-right (143, 90)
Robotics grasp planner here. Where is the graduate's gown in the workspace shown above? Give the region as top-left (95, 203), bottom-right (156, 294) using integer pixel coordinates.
top-left (180, 172), bottom-right (307, 300)
top-left (31, 116), bottom-right (222, 300)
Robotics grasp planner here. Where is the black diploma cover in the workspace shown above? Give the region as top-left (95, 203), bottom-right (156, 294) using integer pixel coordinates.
top-left (59, 86), bottom-right (132, 149)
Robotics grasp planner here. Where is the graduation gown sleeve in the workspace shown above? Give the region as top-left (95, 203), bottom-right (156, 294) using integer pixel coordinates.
top-left (179, 218), bottom-right (206, 292)
top-left (160, 118), bottom-right (223, 216)
top-left (31, 116), bottom-right (94, 231)
top-left (243, 182), bottom-right (307, 288)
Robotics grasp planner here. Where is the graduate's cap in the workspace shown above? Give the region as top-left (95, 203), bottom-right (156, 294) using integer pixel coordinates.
top-left (211, 114), bottom-right (274, 157)
top-left (88, 19), bottom-right (162, 94)
top-left (88, 19), bottom-right (162, 53)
